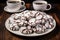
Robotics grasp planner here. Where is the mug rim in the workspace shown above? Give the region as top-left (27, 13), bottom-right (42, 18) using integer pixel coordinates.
top-left (33, 1), bottom-right (47, 4)
top-left (6, 1), bottom-right (21, 4)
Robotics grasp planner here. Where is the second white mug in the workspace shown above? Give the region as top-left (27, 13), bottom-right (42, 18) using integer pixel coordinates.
top-left (33, 1), bottom-right (51, 11)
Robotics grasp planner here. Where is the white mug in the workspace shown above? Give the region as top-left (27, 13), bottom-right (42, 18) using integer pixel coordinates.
top-left (7, 1), bottom-right (25, 11)
top-left (33, 1), bottom-right (51, 11)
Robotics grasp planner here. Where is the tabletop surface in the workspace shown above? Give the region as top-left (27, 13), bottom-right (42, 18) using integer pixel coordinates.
top-left (0, 3), bottom-right (60, 40)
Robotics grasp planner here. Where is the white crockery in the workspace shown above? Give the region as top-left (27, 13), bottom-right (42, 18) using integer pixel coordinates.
top-left (33, 1), bottom-right (51, 11)
top-left (5, 10), bottom-right (56, 36)
top-left (6, 1), bottom-right (25, 11)
top-left (4, 6), bottom-right (26, 13)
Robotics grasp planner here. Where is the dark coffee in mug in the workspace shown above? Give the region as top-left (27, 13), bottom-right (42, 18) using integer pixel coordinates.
top-left (8, 1), bottom-right (19, 3)
top-left (35, 3), bottom-right (45, 5)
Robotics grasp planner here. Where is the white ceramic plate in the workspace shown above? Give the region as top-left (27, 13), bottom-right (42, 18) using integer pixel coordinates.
top-left (4, 6), bottom-right (26, 13)
top-left (5, 11), bottom-right (56, 37)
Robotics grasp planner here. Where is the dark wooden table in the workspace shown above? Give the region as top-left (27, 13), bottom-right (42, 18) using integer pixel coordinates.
top-left (0, 3), bottom-right (60, 40)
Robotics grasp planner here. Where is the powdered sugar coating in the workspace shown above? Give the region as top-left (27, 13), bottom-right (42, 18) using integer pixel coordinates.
top-left (8, 10), bottom-right (55, 34)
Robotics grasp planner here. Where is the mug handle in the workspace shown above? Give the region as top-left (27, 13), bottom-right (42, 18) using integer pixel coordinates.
top-left (46, 4), bottom-right (51, 10)
top-left (21, 1), bottom-right (25, 6)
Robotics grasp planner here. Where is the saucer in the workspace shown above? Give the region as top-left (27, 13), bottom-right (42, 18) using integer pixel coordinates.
top-left (4, 6), bottom-right (26, 13)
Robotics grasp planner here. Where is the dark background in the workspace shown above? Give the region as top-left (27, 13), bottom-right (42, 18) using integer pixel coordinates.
top-left (0, 0), bottom-right (60, 3)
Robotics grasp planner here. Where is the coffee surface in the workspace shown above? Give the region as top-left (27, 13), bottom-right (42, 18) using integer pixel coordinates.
top-left (35, 3), bottom-right (45, 5)
top-left (8, 1), bottom-right (19, 3)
